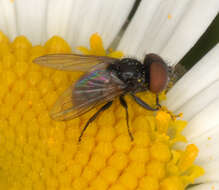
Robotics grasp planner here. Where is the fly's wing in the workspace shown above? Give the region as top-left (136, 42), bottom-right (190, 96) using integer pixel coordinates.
top-left (50, 63), bottom-right (126, 121)
top-left (33, 54), bottom-right (119, 72)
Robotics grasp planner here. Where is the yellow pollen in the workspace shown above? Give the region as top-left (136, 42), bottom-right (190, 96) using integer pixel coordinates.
top-left (168, 14), bottom-right (172, 19)
top-left (159, 106), bottom-right (183, 121)
top-left (0, 31), bottom-right (204, 189)
top-left (178, 144), bottom-right (199, 172)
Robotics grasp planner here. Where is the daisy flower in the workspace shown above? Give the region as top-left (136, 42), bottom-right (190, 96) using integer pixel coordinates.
top-left (0, 1), bottom-right (218, 190)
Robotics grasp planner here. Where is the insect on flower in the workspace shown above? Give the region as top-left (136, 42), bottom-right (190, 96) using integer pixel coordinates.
top-left (34, 53), bottom-right (171, 142)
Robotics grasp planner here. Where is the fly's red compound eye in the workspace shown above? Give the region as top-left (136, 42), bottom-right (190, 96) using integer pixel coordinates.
top-left (149, 61), bottom-right (168, 93)
top-left (143, 53), bottom-right (168, 94)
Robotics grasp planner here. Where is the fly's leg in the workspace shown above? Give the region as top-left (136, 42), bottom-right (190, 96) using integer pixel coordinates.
top-left (78, 101), bottom-right (113, 142)
top-left (119, 96), bottom-right (134, 141)
top-left (156, 94), bottom-right (161, 109)
top-left (131, 94), bottom-right (159, 111)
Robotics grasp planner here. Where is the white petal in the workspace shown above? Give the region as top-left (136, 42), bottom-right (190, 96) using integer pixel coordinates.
top-left (161, 0), bottom-right (219, 64)
top-left (118, 0), bottom-right (218, 62)
top-left (46, 0), bottom-right (74, 41)
top-left (195, 160), bottom-right (219, 183)
top-left (165, 44), bottom-right (219, 111)
top-left (118, 0), bottom-right (189, 58)
top-left (0, 0), bottom-right (17, 40)
top-left (177, 80), bottom-right (219, 121)
top-left (188, 183), bottom-right (219, 190)
top-left (66, 0), bottom-right (135, 49)
top-left (188, 126), bottom-right (219, 163)
top-left (15, 0), bottom-right (48, 44)
top-left (0, 4), bottom-right (7, 36)
top-left (183, 98), bottom-right (219, 140)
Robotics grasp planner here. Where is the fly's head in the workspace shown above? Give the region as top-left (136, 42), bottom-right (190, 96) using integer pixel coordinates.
top-left (144, 54), bottom-right (169, 94)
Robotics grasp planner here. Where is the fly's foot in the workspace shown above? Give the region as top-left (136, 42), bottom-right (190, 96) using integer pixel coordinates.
top-left (158, 106), bottom-right (183, 121)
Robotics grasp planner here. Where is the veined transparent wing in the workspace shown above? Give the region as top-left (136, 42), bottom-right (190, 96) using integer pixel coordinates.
top-left (50, 63), bottom-right (126, 120)
top-left (33, 53), bottom-right (119, 72)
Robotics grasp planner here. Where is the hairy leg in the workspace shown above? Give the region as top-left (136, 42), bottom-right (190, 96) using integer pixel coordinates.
top-left (120, 96), bottom-right (134, 141)
top-left (78, 101), bottom-right (113, 142)
top-left (131, 94), bottom-right (159, 111)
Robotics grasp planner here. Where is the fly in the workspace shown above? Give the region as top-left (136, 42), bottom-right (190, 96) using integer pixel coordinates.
top-left (33, 53), bottom-right (170, 142)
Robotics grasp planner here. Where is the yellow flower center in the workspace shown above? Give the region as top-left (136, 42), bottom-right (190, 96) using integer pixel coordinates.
top-left (0, 31), bottom-right (204, 190)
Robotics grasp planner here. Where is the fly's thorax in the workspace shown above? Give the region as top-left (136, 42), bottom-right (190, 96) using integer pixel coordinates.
top-left (108, 58), bottom-right (148, 92)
